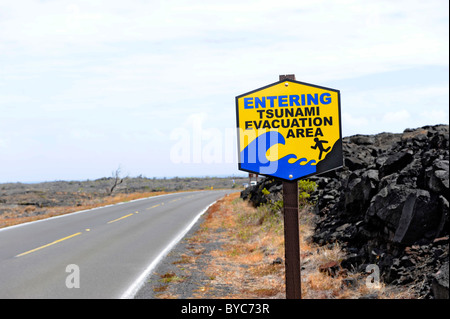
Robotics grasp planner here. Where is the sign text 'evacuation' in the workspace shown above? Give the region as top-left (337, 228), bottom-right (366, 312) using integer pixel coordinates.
top-left (243, 93), bottom-right (333, 138)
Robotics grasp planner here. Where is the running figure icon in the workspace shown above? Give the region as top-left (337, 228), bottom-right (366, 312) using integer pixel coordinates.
top-left (311, 138), bottom-right (331, 160)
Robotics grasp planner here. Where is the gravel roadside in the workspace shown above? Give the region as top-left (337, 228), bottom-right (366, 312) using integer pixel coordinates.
top-left (134, 209), bottom-right (235, 299)
top-left (134, 192), bottom-right (287, 299)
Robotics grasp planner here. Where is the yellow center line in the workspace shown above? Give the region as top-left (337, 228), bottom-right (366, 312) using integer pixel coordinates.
top-left (15, 232), bottom-right (82, 257)
top-left (107, 213), bottom-right (134, 224)
top-left (146, 204), bottom-right (160, 210)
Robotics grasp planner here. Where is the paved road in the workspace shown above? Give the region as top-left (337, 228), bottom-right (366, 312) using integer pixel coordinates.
top-left (0, 190), bottom-right (233, 298)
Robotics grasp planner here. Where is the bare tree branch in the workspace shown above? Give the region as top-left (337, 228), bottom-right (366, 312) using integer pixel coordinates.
top-left (107, 166), bottom-right (124, 196)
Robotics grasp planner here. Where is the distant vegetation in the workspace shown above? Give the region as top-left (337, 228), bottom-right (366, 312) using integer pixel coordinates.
top-left (0, 175), bottom-right (248, 228)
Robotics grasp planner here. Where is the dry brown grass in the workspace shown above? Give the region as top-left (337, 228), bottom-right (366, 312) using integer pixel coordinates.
top-left (172, 192), bottom-right (417, 299)
top-left (184, 193), bottom-right (286, 299)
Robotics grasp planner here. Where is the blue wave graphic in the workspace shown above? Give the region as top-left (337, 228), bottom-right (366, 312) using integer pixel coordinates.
top-left (240, 131), bottom-right (317, 180)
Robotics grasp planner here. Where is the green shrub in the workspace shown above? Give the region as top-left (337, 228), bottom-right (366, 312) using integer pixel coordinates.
top-left (298, 180), bottom-right (317, 205)
top-left (298, 179), bottom-right (317, 193)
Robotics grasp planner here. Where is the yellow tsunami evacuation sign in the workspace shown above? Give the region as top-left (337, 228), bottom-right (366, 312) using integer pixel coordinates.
top-left (235, 79), bottom-right (343, 181)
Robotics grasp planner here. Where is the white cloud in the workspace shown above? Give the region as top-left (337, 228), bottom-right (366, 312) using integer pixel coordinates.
top-left (69, 128), bottom-right (105, 140)
top-left (382, 109), bottom-right (411, 123)
top-left (342, 112), bottom-right (370, 136)
top-left (342, 112), bottom-right (369, 127)
top-left (1, 1), bottom-right (447, 69)
top-left (0, 94), bottom-right (32, 105)
top-left (420, 109), bottom-right (450, 124)
top-left (0, 137), bottom-right (8, 149)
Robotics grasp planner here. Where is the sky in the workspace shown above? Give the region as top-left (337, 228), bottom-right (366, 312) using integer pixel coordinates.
top-left (0, 0), bottom-right (448, 183)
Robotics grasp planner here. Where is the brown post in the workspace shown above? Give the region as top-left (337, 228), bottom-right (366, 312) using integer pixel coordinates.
top-left (279, 74), bottom-right (301, 299)
top-left (279, 74), bottom-right (296, 81)
top-left (282, 180), bottom-right (301, 299)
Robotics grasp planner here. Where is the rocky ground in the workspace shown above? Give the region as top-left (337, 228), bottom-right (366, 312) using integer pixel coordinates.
top-left (242, 124), bottom-right (449, 299)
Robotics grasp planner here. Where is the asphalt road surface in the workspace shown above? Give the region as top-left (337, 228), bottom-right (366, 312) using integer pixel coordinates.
top-left (0, 190), bottom-right (233, 298)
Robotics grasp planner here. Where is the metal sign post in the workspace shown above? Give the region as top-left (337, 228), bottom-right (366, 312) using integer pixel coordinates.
top-left (282, 180), bottom-right (301, 299)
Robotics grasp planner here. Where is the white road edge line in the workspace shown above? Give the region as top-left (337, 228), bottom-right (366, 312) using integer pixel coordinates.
top-left (119, 199), bottom-right (219, 299)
